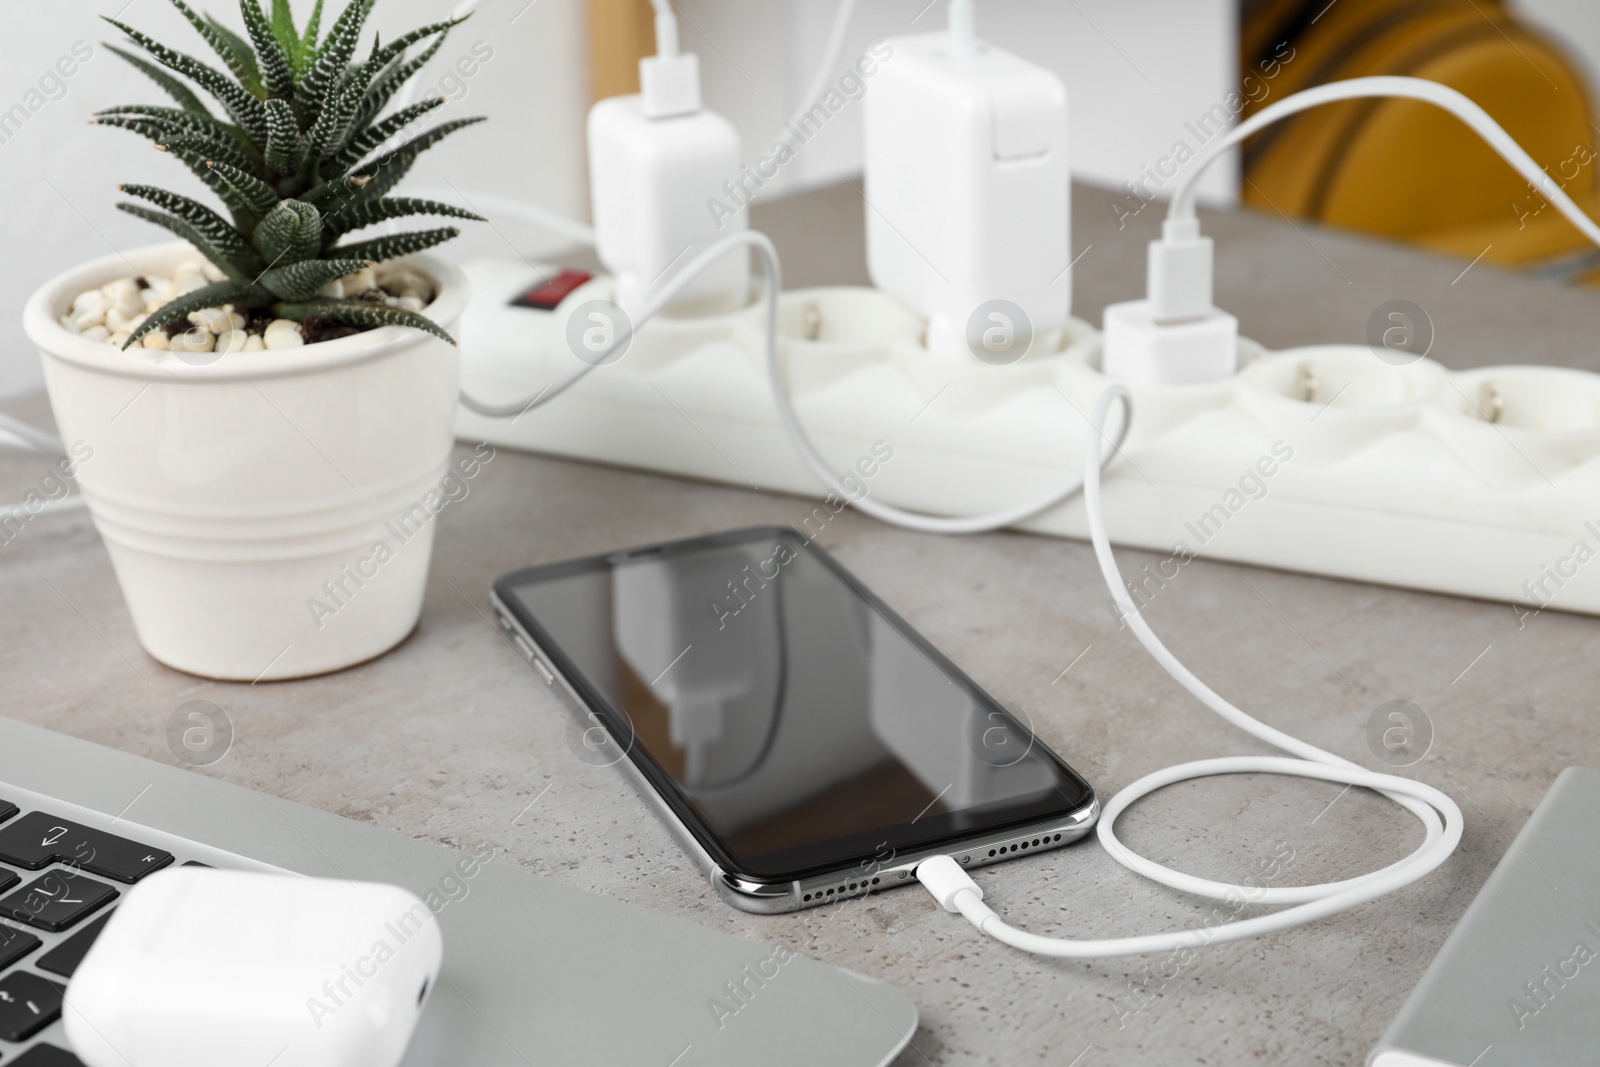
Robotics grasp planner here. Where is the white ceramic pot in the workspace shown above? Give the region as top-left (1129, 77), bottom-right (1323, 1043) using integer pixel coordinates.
top-left (23, 241), bottom-right (466, 682)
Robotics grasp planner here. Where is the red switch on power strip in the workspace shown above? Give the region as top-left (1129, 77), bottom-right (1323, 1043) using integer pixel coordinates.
top-left (510, 270), bottom-right (593, 311)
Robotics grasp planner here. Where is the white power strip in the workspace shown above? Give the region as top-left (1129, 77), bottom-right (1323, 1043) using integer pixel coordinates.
top-left (456, 259), bottom-right (1600, 618)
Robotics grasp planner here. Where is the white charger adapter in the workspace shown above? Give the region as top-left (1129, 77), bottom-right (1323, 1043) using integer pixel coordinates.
top-left (64, 867), bottom-right (442, 1067)
top-left (1101, 216), bottom-right (1239, 386)
top-left (864, 0), bottom-right (1070, 362)
top-left (588, 10), bottom-right (750, 320)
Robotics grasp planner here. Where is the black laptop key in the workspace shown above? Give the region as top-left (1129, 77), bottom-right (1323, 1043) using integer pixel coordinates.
top-left (11, 1046), bottom-right (84, 1067)
top-left (0, 970), bottom-right (66, 1041)
top-left (0, 812), bottom-right (173, 883)
top-left (0, 870), bottom-right (15, 895)
top-left (35, 911), bottom-right (111, 979)
top-left (0, 871), bottom-right (118, 932)
top-left (11, 1047), bottom-right (85, 1067)
top-left (0, 923), bottom-right (41, 972)
top-left (0, 800), bottom-right (16, 825)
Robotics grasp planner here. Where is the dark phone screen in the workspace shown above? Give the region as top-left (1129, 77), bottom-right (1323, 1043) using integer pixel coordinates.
top-left (500, 528), bottom-right (1094, 881)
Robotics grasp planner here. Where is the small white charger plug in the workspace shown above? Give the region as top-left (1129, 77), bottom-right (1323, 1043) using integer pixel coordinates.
top-left (1102, 220), bottom-right (1239, 386)
top-left (589, 2), bottom-right (750, 319)
top-left (64, 867), bottom-right (442, 1067)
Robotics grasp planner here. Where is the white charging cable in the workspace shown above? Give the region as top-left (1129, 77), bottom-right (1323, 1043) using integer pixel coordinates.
top-left (914, 383), bottom-right (1463, 956)
top-left (1148, 75), bottom-right (1600, 320)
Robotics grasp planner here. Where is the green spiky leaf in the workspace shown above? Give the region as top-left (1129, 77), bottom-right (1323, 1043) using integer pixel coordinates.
top-left (159, 147), bottom-right (260, 228)
top-left (97, 105), bottom-right (250, 149)
top-left (303, 75), bottom-right (366, 181)
top-left (103, 17), bottom-right (268, 143)
top-left (330, 96), bottom-right (442, 174)
top-left (368, 16), bottom-right (467, 70)
top-left (254, 199), bottom-right (323, 267)
top-left (159, 135), bottom-right (269, 183)
top-left (302, 0), bottom-right (326, 52)
top-left (295, 176), bottom-right (369, 221)
top-left (355, 33), bottom-right (446, 134)
top-left (269, 0), bottom-right (301, 67)
top-left (322, 197), bottom-right (484, 242)
top-left (350, 117), bottom-right (486, 203)
top-left (116, 204), bottom-right (259, 281)
top-left (263, 98), bottom-right (304, 174)
top-left (204, 15), bottom-right (265, 97)
top-left (166, 0), bottom-right (259, 91)
top-left (241, 0), bottom-right (295, 98)
top-left (206, 160), bottom-right (280, 220)
top-left (105, 45), bottom-right (210, 115)
top-left (118, 186), bottom-right (266, 275)
top-left (96, 116), bottom-right (268, 184)
top-left (123, 278), bottom-right (261, 348)
top-left (259, 257), bottom-right (372, 301)
top-left (297, 0), bottom-right (372, 120)
top-left (275, 298), bottom-right (456, 345)
top-left (331, 227), bottom-right (458, 264)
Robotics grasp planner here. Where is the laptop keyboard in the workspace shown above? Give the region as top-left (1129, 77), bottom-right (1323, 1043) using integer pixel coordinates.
top-left (0, 798), bottom-right (175, 1064)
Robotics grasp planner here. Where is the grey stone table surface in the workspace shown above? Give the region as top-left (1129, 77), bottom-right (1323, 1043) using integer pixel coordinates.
top-left (5, 181), bottom-right (1600, 1067)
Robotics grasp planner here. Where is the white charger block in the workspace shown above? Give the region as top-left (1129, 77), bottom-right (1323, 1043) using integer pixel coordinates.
top-left (588, 94), bottom-right (749, 319)
top-left (1102, 298), bottom-right (1239, 386)
top-left (864, 31), bottom-right (1070, 360)
top-left (65, 868), bottom-right (443, 1067)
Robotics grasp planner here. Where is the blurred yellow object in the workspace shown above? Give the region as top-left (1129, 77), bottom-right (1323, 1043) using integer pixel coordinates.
top-left (1240, 0), bottom-right (1600, 279)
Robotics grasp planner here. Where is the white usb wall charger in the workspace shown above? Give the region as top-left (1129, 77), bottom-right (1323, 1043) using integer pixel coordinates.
top-left (864, 0), bottom-right (1070, 362)
top-left (588, 0), bottom-right (750, 319)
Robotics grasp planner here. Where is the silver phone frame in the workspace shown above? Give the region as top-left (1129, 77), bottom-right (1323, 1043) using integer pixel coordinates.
top-left (490, 588), bottom-right (1100, 915)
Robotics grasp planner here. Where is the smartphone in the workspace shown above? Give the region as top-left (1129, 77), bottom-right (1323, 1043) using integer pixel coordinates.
top-left (490, 526), bottom-right (1098, 913)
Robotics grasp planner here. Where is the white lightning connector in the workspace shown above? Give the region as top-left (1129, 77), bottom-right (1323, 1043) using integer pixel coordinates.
top-left (948, 0), bottom-right (979, 57)
top-left (640, 0), bottom-right (701, 118)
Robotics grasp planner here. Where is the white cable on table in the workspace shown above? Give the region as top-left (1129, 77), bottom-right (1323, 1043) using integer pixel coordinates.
top-left (914, 384), bottom-right (1463, 956)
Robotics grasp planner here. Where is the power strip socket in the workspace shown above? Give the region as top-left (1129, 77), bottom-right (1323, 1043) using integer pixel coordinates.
top-left (457, 259), bottom-right (1600, 619)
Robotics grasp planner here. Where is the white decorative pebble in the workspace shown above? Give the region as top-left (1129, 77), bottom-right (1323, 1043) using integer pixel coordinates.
top-left (188, 307), bottom-right (231, 333)
top-left (71, 289), bottom-right (107, 316)
top-left (201, 261), bottom-right (226, 283)
top-left (384, 269), bottom-right (431, 296)
top-left (214, 329), bottom-right (250, 354)
top-left (172, 328), bottom-right (215, 354)
top-left (142, 287), bottom-right (168, 312)
top-left (108, 331), bottom-right (131, 347)
top-left (264, 326), bottom-right (304, 350)
top-left (69, 307), bottom-right (106, 331)
top-left (243, 334), bottom-right (266, 352)
top-left (384, 296), bottom-right (400, 307)
top-left (81, 325), bottom-right (111, 342)
top-left (172, 272), bottom-right (207, 296)
top-left (103, 280), bottom-right (144, 319)
top-left (102, 278), bottom-right (139, 302)
top-left (398, 295), bottom-right (425, 313)
top-left (141, 331), bottom-right (170, 350)
top-left (319, 279), bottom-right (345, 300)
top-left (344, 266), bottom-right (377, 293)
top-left (224, 307), bottom-right (247, 331)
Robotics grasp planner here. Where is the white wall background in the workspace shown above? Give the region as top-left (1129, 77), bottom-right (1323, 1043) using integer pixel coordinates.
top-left (0, 0), bottom-right (589, 401)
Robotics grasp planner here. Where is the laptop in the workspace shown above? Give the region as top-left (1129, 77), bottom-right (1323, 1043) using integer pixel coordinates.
top-left (0, 716), bottom-right (917, 1066)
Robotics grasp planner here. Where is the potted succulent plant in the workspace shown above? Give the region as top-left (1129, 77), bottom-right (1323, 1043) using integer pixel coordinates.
top-left (21, 0), bottom-right (486, 681)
